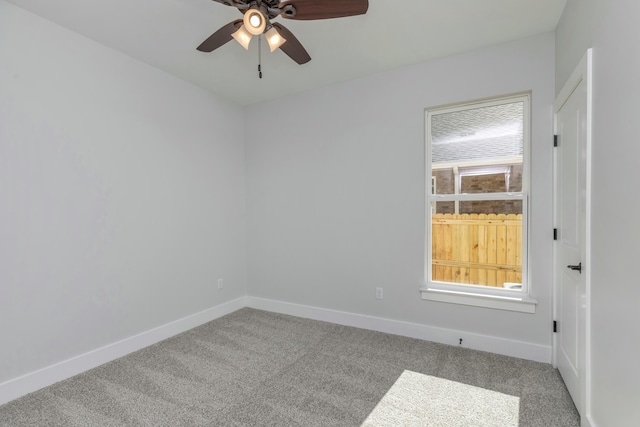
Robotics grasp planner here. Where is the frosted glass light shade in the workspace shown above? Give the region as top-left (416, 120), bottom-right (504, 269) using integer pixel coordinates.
top-left (265, 27), bottom-right (286, 52)
top-left (232, 25), bottom-right (252, 50)
top-left (243, 9), bottom-right (266, 35)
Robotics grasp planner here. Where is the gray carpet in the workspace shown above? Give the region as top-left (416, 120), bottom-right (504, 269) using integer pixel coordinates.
top-left (0, 308), bottom-right (579, 426)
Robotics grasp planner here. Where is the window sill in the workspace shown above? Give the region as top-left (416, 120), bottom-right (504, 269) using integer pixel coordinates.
top-left (420, 287), bottom-right (537, 313)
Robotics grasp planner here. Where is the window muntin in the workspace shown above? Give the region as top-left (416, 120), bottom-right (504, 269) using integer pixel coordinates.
top-left (425, 94), bottom-right (529, 299)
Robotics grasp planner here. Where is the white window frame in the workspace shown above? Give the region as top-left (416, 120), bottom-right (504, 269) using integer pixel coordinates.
top-left (420, 93), bottom-right (537, 313)
top-left (430, 176), bottom-right (436, 214)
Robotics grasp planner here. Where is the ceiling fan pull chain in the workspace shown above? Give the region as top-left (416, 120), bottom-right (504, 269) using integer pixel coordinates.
top-left (258, 35), bottom-right (263, 79)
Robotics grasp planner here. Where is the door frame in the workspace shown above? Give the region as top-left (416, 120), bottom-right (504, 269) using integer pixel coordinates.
top-left (553, 49), bottom-right (592, 426)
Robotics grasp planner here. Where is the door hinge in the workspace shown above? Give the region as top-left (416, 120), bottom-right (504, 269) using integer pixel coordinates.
top-left (553, 320), bottom-right (557, 333)
top-left (553, 228), bottom-right (558, 240)
top-left (554, 135), bottom-right (558, 147)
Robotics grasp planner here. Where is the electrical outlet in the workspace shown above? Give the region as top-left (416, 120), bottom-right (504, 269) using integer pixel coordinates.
top-left (375, 287), bottom-right (383, 299)
top-left (217, 278), bottom-right (224, 289)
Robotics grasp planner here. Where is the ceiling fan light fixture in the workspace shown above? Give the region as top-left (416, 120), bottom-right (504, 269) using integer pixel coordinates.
top-left (265, 27), bottom-right (286, 52)
top-left (243, 9), bottom-right (266, 36)
top-left (231, 25), bottom-right (252, 50)
top-left (198, 0), bottom-right (370, 65)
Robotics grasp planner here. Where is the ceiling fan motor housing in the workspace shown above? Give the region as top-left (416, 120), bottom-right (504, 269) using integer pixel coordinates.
top-left (199, 0), bottom-right (369, 65)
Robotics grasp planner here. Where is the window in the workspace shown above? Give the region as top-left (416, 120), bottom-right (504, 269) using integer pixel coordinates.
top-left (421, 93), bottom-right (536, 313)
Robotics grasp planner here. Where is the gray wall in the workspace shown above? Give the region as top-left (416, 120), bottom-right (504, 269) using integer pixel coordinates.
top-left (245, 34), bottom-right (555, 351)
top-left (0, 2), bottom-right (247, 383)
top-left (9, 2), bottom-right (636, 422)
top-left (556, 1), bottom-right (640, 425)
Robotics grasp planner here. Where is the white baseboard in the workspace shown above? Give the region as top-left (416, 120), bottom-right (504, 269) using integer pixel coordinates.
top-left (1, 295), bottom-right (553, 407)
top-left (0, 297), bottom-right (246, 406)
top-left (246, 297), bottom-right (552, 363)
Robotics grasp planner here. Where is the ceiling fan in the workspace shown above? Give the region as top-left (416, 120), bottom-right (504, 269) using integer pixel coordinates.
top-left (197, 0), bottom-right (369, 65)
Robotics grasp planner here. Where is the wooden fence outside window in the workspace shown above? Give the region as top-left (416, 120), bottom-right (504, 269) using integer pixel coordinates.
top-left (431, 213), bottom-right (522, 288)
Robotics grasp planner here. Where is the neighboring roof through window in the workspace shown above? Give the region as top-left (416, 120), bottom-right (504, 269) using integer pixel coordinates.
top-left (431, 102), bottom-right (524, 164)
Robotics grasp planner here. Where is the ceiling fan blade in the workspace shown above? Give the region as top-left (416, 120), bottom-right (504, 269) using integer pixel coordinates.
top-left (211, 0), bottom-right (250, 12)
top-left (279, 0), bottom-right (368, 20)
top-left (211, 0), bottom-right (238, 7)
top-left (272, 23), bottom-right (311, 65)
top-left (197, 19), bottom-right (243, 52)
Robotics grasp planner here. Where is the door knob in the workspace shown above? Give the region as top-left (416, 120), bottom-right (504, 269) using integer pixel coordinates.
top-left (566, 262), bottom-right (582, 273)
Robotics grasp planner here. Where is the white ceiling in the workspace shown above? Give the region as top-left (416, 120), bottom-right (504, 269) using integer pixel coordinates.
top-left (7, 0), bottom-right (567, 107)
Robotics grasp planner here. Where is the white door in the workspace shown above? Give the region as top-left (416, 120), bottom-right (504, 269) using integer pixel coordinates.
top-left (554, 51), bottom-right (591, 419)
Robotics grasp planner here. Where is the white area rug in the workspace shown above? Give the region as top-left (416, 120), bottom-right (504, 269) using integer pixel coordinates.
top-left (362, 370), bottom-right (520, 427)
